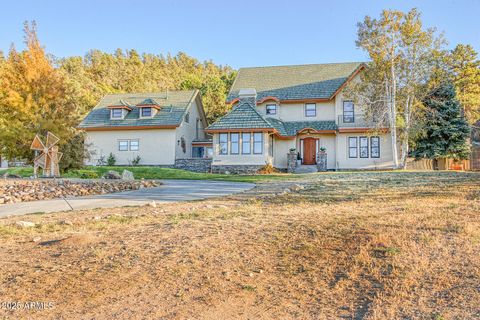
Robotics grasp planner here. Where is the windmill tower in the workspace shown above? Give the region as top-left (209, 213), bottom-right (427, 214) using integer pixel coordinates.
top-left (30, 132), bottom-right (63, 178)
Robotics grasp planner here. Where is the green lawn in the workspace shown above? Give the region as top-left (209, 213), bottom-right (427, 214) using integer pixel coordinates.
top-left (0, 166), bottom-right (302, 183)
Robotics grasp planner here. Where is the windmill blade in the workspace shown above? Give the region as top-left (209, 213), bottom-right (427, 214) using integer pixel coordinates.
top-left (46, 132), bottom-right (60, 148)
top-left (30, 135), bottom-right (46, 151)
top-left (34, 153), bottom-right (47, 168)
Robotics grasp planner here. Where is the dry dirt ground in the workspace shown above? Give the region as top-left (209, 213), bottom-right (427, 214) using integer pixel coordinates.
top-left (0, 171), bottom-right (479, 319)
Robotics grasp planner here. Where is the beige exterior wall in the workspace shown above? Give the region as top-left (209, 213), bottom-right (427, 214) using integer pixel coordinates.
top-left (85, 129), bottom-right (177, 166)
top-left (211, 132), bottom-right (272, 166)
top-left (175, 99), bottom-right (206, 159)
top-left (273, 138), bottom-right (296, 168)
top-left (256, 101), bottom-right (336, 121)
top-left (336, 132), bottom-right (394, 169)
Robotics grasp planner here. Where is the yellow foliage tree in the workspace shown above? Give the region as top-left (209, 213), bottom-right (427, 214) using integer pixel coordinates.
top-left (0, 22), bottom-right (80, 160)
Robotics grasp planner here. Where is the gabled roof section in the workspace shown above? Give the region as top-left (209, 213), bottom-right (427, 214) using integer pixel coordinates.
top-left (137, 98), bottom-right (161, 108)
top-left (206, 98), bottom-right (274, 131)
top-left (227, 62), bottom-right (365, 103)
top-left (79, 90), bottom-right (198, 130)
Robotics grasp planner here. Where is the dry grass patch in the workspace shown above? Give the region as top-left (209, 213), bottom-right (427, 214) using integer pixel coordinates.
top-left (0, 171), bottom-right (478, 319)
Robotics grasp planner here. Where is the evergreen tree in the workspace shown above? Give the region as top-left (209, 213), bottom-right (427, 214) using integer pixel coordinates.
top-left (412, 82), bottom-right (470, 160)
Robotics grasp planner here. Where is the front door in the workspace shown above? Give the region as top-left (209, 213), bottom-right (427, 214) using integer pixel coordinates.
top-left (303, 138), bottom-right (316, 165)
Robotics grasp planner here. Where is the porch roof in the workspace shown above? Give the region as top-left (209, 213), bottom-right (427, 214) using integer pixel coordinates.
top-left (266, 119), bottom-right (337, 136)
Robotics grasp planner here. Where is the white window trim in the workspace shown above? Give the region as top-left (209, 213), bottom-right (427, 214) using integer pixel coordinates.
top-left (253, 132), bottom-right (263, 154)
top-left (266, 104), bottom-right (277, 115)
top-left (111, 109), bottom-right (125, 120)
top-left (305, 103), bottom-right (316, 117)
top-left (139, 107), bottom-right (154, 119)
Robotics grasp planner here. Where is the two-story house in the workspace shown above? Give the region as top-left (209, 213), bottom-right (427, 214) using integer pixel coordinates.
top-left (79, 90), bottom-right (211, 166)
top-left (205, 62), bottom-right (394, 173)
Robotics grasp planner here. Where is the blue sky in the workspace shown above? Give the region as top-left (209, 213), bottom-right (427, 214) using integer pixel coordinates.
top-left (1, 0), bottom-right (479, 69)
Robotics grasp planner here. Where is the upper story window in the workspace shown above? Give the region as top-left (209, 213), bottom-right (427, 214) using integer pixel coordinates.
top-left (266, 104), bottom-right (277, 115)
top-left (185, 112), bottom-right (190, 123)
top-left (305, 103), bottom-right (316, 117)
top-left (343, 101), bottom-right (355, 123)
top-left (111, 108), bottom-right (124, 119)
top-left (219, 133), bottom-right (228, 155)
top-left (141, 107), bottom-right (152, 118)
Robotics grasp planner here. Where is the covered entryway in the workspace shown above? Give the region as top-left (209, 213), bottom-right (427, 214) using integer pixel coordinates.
top-left (302, 137), bottom-right (317, 165)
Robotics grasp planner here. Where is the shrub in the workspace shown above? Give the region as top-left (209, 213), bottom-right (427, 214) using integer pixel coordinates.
top-left (257, 162), bottom-right (278, 174)
top-left (78, 170), bottom-right (99, 179)
top-left (132, 155), bottom-right (141, 166)
top-left (107, 153), bottom-right (116, 166)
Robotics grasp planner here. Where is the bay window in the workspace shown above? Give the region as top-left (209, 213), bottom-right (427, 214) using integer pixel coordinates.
top-left (242, 133), bottom-right (251, 154)
top-left (219, 133), bottom-right (228, 155)
top-left (253, 132), bottom-right (263, 154)
top-left (230, 133), bottom-right (239, 154)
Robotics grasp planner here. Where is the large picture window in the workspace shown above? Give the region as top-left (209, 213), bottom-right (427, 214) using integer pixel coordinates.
top-left (253, 132), bottom-right (263, 154)
top-left (343, 101), bottom-right (354, 123)
top-left (230, 133), bottom-right (239, 154)
top-left (359, 136), bottom-right (369, 158)
top-left (266, 104), bottom-right (277, 115)
top-left (305, 103), bottom-right (316, 117)
top-left (348, 137), bottom-right (358, 158)
top-left (242, 133), bottom-right (251, 154)
top-left (371, 136), bottom-right (380, 158)
top-left (219, 133), bottom-right (228, 155)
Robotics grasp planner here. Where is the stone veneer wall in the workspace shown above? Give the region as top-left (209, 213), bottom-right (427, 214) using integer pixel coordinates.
top-left (211, 165), bottom-right (264, 175)
top-left (174, 159), bottom-right (212, 173)
top-left (0, 179), bottom-right (159, 205)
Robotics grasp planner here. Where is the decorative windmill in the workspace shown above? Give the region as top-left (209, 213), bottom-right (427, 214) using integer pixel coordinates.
top-left (30, 132), bottom-right (63, 178)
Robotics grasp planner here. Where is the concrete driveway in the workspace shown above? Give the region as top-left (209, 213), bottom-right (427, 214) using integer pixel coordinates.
top-left (0, 180), bottom-right (255, 217)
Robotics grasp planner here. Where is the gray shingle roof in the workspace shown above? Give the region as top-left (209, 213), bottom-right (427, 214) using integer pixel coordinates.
top-left (227, 62), bottom-right (364, 102)
top-left (206, 98), bottom-right (273, 130)
top-left (207, 98), bottom-right (337, 136)
top-left (78, 90), bottom-right (198, 129)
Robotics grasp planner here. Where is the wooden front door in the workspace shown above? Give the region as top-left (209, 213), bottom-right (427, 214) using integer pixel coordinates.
top-left (303, 138), bottom-right (316, 165)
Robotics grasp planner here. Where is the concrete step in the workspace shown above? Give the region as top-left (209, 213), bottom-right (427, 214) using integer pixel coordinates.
top-left (294, 165), bottom-right (318, 174)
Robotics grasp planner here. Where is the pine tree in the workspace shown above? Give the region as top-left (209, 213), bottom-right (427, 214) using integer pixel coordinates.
top-left (412, 82), bottom-right (470, 160)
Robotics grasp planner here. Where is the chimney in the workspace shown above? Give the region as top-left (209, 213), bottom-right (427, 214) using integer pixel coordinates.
top-left (237, 88), bottom-right (257, 106)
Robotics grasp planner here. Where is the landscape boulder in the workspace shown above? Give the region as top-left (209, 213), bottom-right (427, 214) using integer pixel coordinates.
top-left (122, 170), bottom-right (135, 181)
top-left (15, 221), bottom-right (35, 228)
top-left (103, 170), bottom-right (121, 179)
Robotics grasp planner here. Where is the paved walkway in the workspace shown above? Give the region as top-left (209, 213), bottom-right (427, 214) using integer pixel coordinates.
top-left (0, 180), bottom-right (255, 217)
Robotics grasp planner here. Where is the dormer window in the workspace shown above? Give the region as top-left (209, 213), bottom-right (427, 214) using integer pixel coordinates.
top-left (141, 107), bottom-right (153, 118)
top-left (137, 98), bottom-right (160, 118)
top-left (111, 108), bottom-right (124, 119)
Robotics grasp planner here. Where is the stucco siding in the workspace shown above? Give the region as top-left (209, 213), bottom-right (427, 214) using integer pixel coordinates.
top-left (273, 139), bottom-right (296, 168)
top-left (336, 133), bottom-right (394, 169)
top-left (85, 129), bottom-right (177, 166)
top-left (256, 101), bottom-right (335, 121)
top-left (175, 99), bottom-right (206, 159)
